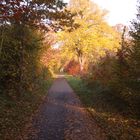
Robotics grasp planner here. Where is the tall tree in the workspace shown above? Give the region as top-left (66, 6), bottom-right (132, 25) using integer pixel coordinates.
top-left (59, 0), bottom-right (120, 72)
top-left (0, 0), bottom-right (73, 96)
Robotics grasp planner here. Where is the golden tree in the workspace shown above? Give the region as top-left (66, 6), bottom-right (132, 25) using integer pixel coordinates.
top-left (59, 0), bottom-right (120, 72)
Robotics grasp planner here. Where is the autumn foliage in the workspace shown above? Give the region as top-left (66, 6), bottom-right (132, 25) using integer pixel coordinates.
top-left (64, 60), bottom-right (80, 76)
top-left (0, 0), bottom-right (140, 139)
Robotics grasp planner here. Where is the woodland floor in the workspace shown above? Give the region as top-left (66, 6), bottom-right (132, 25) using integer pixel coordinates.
top-left (23, 76), bottom-right (106, 140)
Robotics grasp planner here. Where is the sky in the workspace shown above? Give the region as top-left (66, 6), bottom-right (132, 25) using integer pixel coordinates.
top-left (64, 0), bottom-right (138, 26)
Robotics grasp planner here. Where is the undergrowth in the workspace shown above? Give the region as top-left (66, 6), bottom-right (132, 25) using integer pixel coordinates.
top-left (0, 75), bottom-right (53, 140)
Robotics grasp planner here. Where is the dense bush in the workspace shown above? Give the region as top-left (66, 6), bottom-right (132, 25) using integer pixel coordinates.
top-left (84, 48), bottom-right (140, 117)
top-left (64, 60), bottom-right (80, 76)
top-left (0, 24), bottom-right (45, 98)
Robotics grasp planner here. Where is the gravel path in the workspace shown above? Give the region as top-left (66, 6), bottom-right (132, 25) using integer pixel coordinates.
top-left (23, 77), bottom-right (107, 140)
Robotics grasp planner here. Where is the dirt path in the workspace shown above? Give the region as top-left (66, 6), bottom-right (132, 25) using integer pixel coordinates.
top-left (23, 77), bottom-right (107, 140)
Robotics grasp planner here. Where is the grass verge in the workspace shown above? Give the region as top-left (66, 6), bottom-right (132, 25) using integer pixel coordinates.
top-left (66, 75), bottom-right (140, 140)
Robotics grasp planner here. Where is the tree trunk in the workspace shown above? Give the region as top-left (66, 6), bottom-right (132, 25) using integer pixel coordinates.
top-left (78, 56), bottom-right (86, 73)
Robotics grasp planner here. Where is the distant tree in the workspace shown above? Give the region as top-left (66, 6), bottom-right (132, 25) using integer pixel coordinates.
top-left (64, 60), bottom-right (80, 76)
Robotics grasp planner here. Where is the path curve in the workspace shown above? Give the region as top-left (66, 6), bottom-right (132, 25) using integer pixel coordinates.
top-left (23, 77), bottom-right (107, 140)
